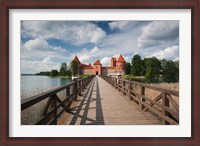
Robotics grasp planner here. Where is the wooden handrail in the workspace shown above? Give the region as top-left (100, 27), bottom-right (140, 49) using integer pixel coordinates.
top-left (100, 75), bottom-right (179, 125)
top-left (21, 75), bottom-right (95, 125)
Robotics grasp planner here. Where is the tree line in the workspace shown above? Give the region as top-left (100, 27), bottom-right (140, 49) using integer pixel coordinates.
top-left (35, 60), bottom-right (79, 77)
top-left (49, 62), bottom-right (74, 77)
top-left (125, 55), bottom-right (179, 83)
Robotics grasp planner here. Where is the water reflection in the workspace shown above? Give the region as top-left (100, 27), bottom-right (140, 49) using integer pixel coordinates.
top-left (21, 76), bottom-right (72, 99)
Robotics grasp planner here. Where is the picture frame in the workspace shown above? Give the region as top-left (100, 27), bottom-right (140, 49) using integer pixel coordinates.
top-left (0, 0), bottom-right (199, 145)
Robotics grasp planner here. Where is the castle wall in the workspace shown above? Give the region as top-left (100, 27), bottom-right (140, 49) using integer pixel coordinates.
top-left (83, 68), bottom-right (94, 75)
top-left (102, 67), bottom-right (118, 76)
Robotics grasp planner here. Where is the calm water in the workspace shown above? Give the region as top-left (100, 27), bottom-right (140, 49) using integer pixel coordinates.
top-left (21, 76), bottom-right (72, 99)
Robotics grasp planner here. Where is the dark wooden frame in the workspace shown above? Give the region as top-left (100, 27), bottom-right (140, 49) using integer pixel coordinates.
top-left (0, 0), bottom-right (199, 145)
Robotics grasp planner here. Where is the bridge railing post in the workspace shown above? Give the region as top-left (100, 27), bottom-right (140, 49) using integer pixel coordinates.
top-left (81, 80), bottom-right (84, 92)
top-left (162, 93), bottom-right (170, 125)
top-left (123, 80), bottom-right (126, 95)
top-left (128, 80), bottom-right (133, 101)
top-left (115, 78), bottom-right (117, 88)
top-left (74, 79), bottom-right (78, 101)
top-left (140, 86), bottom-right (145, 110)
top-left (66, 86), bottom-right (71, 111)
top-left (78, 80), bottom-right (81, 96)
top-left (53, 95), bottom-right (57, 125)
top-left (118, 79), bottom-right (120, 91)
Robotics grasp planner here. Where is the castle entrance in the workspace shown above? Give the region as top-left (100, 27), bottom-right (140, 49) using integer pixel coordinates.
top-left (96, 71), bottom-right (98, 75)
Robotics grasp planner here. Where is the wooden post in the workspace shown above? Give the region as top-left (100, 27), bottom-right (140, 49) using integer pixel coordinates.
top-left (118, 79), bottom-right (120, 91)
top-left (66, 86), bottom-right (70, 111)
top-left (140, 86), bottom-right (145, 110)
top-left (123, 80), bottom-right (126, 95)
top-left (78, 80), bottom-right (81, 96)
top-left (74, 79), bottom-right (78, 101)
top-left (53, 96), bottom-right (57, 125)
top-left (128, 80), bottom-right (133, 101)
top-left (162, 93), bottom-right (170, 125)
top-left (83, 78), bottom-right (86, 89)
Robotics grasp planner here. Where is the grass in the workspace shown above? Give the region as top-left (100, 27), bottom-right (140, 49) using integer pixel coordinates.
top-left (124, 74), bottom-right (135, 79)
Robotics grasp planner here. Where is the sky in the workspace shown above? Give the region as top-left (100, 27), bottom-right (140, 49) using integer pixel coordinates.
top-left (21, 20), bottom-right (179, 74)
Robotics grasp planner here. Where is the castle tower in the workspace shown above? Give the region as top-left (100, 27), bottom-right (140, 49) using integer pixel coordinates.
top-left (72, 55), bottom-right (81, 65)
top-left (110, 57), bottom-right (116, 67)
top-left (93, 59), bottom-right (102, 75)
top-left (116, 54), bottom-right (126, 75)
top-left (72, 55), bottom-right (81, 75)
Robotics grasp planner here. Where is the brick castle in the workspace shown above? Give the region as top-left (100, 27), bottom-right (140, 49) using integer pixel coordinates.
top-left (72, 55), bottom-right (126, 77)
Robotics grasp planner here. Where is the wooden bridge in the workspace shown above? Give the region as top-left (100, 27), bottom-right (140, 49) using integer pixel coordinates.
top-left (21, 75), bottom-right (179, 125)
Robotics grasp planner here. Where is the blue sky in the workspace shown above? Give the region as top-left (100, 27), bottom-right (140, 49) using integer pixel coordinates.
top-left (21, 20), bottom-right (179, 74)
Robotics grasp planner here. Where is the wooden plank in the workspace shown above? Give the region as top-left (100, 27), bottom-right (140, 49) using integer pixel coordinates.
top-left (58, 76), bottom-right (162, 125)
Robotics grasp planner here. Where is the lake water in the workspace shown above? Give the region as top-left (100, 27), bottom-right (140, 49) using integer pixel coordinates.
top-left (21, 76), bottom-right (72, 100)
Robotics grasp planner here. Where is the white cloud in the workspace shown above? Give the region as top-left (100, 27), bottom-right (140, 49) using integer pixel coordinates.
top-left (21, 38), bottom-right (69, 73)
top-left (91, 47), bottom-right (100, 54)
top-left (21, 21), bottom-right (106, 45)
top-left (21, 60), bottom-right (60, 74)
top-left (100, 57), bottom-right (110, 66)
top-left (148, 45), bottom-right (179, 60)
top-left (42, 57), bottom-right (52, 63)
top-left (138, 21), bottom-right (179, 49)
top-left (21, 38), bottom-right (67, 59)
top-left (109, 21), bottom-right (138, 31)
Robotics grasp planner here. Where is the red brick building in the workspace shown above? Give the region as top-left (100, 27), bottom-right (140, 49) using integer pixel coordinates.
top-left (72, 55), bottom-right (126, 77)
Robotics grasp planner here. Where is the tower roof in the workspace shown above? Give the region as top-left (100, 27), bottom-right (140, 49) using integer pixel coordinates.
top-left (111, 57), bottom-right (116, 61)
top-left (73, 55), bottom-right (81, 64)
top-left (93, 59), bottom-right (102, 65)
top-left (117, 54), bottom-right (126, 62)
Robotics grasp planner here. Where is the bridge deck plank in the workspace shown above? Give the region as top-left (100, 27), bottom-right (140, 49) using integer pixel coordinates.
top-left (57, 76), bottom-right (162, 125)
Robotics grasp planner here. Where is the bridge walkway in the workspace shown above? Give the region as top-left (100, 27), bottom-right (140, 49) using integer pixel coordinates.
top-left (58, 76), bottom-right (162, 125)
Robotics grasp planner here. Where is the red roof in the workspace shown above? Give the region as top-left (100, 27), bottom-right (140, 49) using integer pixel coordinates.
top-left (93, 59), bottom-right (102, 65)
top-left (117, 54), bottom-right (126, 62)
top-left (73, 56), bottom-right (81, 64)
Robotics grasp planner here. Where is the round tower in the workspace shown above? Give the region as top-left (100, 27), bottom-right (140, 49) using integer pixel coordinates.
top-left (116, 54), bottom-right (126, 75)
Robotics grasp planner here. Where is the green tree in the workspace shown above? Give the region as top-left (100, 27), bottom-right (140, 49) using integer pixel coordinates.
top-left (50, 69), bottom-right (59, 77)
top-left (174, 60), bottom-right (179, 68)
top-left (70, 61), bottom-right (78, 76)
top-left (66, 69), bottom-right (72, 77)
top-left (59, 62), bottom-right (67, 76)
top-left (144, 57), bottom-right (161, 83)
top-left (125, 62), bottom-right (131, 74)
top-left (131, 55), bottom-right (145, 76)
top-left (163, 61), bottom-right (179, 83)
top-left (160, 59), bottom-right (167, 70)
